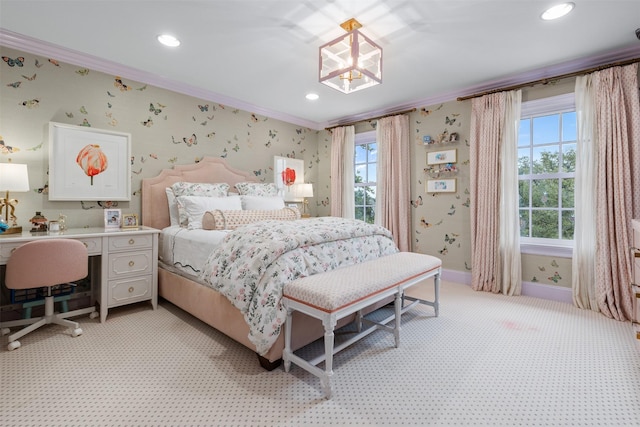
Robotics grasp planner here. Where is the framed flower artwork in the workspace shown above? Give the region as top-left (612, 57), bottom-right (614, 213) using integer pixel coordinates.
top-left (273, 156), bottom-right (304, 202)
top-left (48, 122), bottom-right (131, 201)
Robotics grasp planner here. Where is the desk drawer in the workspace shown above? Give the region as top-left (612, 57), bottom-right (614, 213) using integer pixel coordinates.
top-left (108, 275), bottom-right (152, 307)
top-left (108, 250), bottom-right (152, 279)
top-left (0, 242), bottom-right (25, 263)
top-left (77, 237), bottom-right (102, 256)
top-left (108, 234), bottom-right (153, 252)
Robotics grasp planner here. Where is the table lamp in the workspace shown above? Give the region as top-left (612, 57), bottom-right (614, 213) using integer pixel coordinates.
top-left (0, 161), bottom-right (30, 234)
top-left (297, 183), bottom-right (314, 218)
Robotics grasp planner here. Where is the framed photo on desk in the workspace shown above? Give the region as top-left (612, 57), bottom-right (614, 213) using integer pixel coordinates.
top-left (104, 209), bottom-right (121, 229)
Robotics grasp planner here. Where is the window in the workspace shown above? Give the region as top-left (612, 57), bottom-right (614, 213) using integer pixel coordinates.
top-left (354, 131), bottom-right (377, 224)
top-left (518, 94), bottom-right (576, 249)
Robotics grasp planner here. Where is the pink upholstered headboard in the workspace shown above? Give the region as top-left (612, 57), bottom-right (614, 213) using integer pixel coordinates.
top-left (141, 157), bottom-right (258, 230)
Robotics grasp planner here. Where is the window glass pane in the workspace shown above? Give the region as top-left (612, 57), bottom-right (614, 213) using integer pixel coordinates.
top-left (518, 148), bottom-right (531, 174)
top-left (532, 146), bottom-right (559, 173)
top-left (368, 143), bottom-right (377, 162)
top-left (518, 118), bottom-right (531, 147)
top-left (561, 178), bottom-right (574, 208)
top-left (354, 187), bottom-right (365, 205)
top-left (531, 210), bottom-right (559, 239)
top-left (533, 115), bottom-right (559, 145)
top-left (532, 179), bottom-right (558, 207)
top-left (355, 145), bottom-right (368, 163)
top-left (562, 210), bottom-right (575, 240)
top-left (355, 206), bottom-right (364, 222)
top-left (562, 112), bottom-right (577, 141)
top-left (355, 164), bottom-right (366, 182)
top-left (364, 206), bottom-right (375, 224)
top-left (562, 143), bottom-right (576, 173)
top-left (518, 180), bottom-right (530, 208)
top-left (519, 209), bottom-right (530, 237)
top-left (367, 163), bottom-right (377, 183)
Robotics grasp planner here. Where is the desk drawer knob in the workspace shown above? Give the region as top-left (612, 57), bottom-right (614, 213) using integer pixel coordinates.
top-left (129, 286), bottom-right (134, 293)
top-left (129, 239), bottom-right (135, 245)
top-left (129, 260), bottom-right (135, 267)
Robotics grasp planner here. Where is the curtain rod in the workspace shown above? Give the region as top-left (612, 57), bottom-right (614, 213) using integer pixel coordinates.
top-left (325, 108), bottom-right (416, 131)
top-left (457, 57), bottom-right (640, 101)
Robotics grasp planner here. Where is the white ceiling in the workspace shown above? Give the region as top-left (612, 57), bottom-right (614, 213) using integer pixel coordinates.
top-left (1, 1), bottom-right (640, 130)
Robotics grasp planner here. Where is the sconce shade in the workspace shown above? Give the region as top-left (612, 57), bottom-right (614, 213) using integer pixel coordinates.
top-left (0, 163), bottom-right (29, 192)
top-left (319, 18), bottom-right (382, 94)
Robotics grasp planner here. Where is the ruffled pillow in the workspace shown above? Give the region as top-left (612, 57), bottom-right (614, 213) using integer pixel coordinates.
top-left (240, 195), bottom-right (285, 210)
top-left (234, 182), bottom-right (278, 197)
top-left (202, 207), bottom-right (300, 230)
top-left (177, 195), bottom-right (242, 229)
top-left (170, 182), bottom-right (231, 227)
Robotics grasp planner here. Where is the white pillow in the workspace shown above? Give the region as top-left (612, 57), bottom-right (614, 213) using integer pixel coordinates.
top-left (166, 188), bottom-right (179, 226)
top-left (177, 195), bottom-right (242, 229)
top-left (241, 195), bottom-right (285, 210)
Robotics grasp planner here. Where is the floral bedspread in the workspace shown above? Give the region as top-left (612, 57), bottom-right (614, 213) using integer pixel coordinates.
top-left (199, 217), bottom-right (399, 355)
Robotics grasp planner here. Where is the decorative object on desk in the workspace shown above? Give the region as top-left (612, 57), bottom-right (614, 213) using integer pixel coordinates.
top-left (426, 178), bottom-right (457, 193)
top-left (104, 208), bottom-right (121, 229)
top-left (48, 122), bottom-right (131, 201)
top-left (29, 211), bottom-right (48, 232)
top-left (319, 18), bottom-right (382, 94)
top-left (57, 213), bottom-right (67, 231)
top-left (427, 148), bottom-right (457, 165)
top-left (122, 213), bottom-right (139, 229)
top-left (273, 156), bottom-right (304, 202)
top-left (0, 161), bottom-right (29, 234)
top-left (48, 220), bottom-right (60, 232)
top-left (293, 183), bottom-right (314, 218)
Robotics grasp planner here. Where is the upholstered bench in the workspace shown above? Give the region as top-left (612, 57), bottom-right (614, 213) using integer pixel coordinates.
top-left (282, 252), bottom-right (442, 398)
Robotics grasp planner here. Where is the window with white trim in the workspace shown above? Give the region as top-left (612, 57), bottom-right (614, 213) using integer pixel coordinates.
top-left (518, 94), bottom-right (576, 248)
top-left (354, 131), bottom-right (377, 224)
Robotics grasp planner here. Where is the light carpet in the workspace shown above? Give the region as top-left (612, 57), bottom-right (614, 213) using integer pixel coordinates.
top-left (1, 281), bottom-right (639, 426)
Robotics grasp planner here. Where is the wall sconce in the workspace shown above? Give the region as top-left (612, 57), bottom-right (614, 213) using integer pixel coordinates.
top-left (0, 161), bottom-right (30, 234)
top-left (319, 18), bottom-right (382, 94)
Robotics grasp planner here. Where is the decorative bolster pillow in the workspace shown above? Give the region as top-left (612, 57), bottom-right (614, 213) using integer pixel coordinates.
top-left (202, 207), bottom-right (301, 230)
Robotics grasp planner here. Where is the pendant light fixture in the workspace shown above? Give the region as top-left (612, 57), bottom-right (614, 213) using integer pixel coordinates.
top-left (319, 18), bottom-right (382, 94)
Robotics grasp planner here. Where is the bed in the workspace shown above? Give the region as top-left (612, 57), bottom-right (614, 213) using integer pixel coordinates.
top-left (141, 157), bottom-right (398, 369)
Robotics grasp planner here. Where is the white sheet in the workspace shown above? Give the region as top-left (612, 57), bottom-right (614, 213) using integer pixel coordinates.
top-left (159, 226), bottom-right (229, 277)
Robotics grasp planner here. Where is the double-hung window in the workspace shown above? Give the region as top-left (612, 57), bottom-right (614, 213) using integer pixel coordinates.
top-left (354, 131), bottom-right (377, 224)
top-left (518, 94), bottom-right (576, 255)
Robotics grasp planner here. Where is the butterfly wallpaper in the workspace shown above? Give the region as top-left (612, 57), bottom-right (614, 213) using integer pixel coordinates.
top-left (0, 45), bottom-right (572, 289)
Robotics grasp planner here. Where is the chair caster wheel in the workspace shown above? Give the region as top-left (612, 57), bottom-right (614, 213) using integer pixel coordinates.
top-left (89, 311), bottom-right (99, 319)
top-left (72, 328), bottom-right (83, 337)
top-left (1, 328), bottom-right (9, 336)
top-left (7, 340), bottom-right (20, 351)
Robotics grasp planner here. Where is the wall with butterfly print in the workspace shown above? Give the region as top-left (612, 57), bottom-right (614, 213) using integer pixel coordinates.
top-left (0, 46), bottom-right (330, 230)
top-left (406, 98), bottom-right (572, 290)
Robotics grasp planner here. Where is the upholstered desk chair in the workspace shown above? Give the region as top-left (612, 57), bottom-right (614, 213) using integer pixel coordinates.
top-left (0, 239), bottom-right (96, 351)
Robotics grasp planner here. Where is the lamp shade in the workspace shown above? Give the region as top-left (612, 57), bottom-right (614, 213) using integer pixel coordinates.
top-left (298, 183), bottom-right (314, 198)
top-left (0, 163), bottom-right (29, 192)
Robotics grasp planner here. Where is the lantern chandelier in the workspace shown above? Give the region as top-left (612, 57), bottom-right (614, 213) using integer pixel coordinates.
top-left (319, 18), bottom-right (382, 94)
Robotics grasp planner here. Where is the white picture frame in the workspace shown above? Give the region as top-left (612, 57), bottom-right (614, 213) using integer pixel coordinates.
top-left (427, 149), bottom-right (457, 165)
top-left (104, 209), bottom-right (122, 229)
top-left (48, 122), bottom-right (132, 201)
top-left (273, 156), bottom-right (304, 202)
top-left (426, 178), bottom-right (457, 193)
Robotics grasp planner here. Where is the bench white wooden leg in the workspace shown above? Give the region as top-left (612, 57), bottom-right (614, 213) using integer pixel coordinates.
top-left (321, 315), bottom-right (337, 398)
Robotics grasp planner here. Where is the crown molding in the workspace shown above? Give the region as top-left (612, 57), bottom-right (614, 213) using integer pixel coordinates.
top-left (3, 29), bottom-right (639, 131)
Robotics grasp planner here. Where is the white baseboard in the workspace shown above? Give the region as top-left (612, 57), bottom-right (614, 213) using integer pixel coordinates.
top-left (441, 268), bottom-right (573, 305)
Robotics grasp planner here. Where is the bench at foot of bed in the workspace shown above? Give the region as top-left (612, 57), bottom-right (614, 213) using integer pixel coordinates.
top-left (281, 252), bottom-right (442, 399)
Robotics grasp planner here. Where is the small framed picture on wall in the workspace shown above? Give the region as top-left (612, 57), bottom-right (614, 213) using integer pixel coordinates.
top-left (104, 209), bottom-right (122, 229)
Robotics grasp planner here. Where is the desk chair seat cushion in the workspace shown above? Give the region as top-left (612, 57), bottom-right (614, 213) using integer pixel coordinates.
top-left (5, 239), bottom-right (88, 290)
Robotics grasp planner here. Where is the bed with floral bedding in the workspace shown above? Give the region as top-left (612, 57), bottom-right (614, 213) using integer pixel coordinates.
top-left (141, 157), bottom-right (398, 369)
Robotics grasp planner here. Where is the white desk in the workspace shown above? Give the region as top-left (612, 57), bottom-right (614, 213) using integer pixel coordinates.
top-left (0, 226), bottom-right (159, 323)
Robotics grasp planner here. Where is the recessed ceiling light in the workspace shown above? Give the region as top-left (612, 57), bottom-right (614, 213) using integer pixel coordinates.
top-left (541, 2), bottom-right (575, 20)
top-left (157, 34), bottom-right (181, 47)
top-left (305, 93), bottom-right (319, 101)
